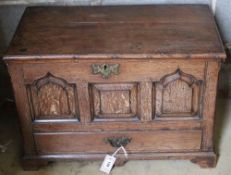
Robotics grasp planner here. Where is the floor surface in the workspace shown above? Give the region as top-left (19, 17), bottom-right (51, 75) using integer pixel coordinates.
top-left (0, 98), bottom-right (231, 175)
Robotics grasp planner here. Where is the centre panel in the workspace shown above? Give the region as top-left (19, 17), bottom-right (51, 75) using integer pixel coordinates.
top-left (90, 83), bottom-right (138, 121)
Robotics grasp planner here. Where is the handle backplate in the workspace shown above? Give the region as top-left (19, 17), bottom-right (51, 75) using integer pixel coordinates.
top-left (104, 136), bottom-right (132, 147)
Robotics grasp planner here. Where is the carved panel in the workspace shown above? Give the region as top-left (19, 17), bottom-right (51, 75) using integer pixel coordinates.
top-left (27, 73), bottom-right (79, 120)
top-left (163, 79), bottom-right (192, 113)
top-left (155, 69), bottom-right (202, 119)
top-left (100, 91), bottom-right (130, 114)
top-left (91, 83), bottom-right (138, 121)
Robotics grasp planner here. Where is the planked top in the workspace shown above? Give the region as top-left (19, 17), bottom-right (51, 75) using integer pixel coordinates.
top-left (4, 5), bottom-right (226, 61)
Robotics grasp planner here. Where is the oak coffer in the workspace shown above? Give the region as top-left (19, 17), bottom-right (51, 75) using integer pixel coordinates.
top-left (4, 5), bottom-right (226, 170)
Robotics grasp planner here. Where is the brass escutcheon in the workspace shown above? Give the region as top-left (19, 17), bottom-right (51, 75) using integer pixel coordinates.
top-left (91, 64), bottom-right (120, 79)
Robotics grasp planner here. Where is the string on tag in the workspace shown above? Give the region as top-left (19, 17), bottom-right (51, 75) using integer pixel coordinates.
top-left (112, 146), bottom-right (128, 159)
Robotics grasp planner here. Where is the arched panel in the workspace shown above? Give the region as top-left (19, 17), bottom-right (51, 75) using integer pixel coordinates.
top-left (27, 73), bottom-right (79, 120)
top-left (155, 69), bottom-right (202, 119)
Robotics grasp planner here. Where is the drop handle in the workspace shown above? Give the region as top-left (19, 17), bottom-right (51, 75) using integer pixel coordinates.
top-left (104, 137), bottom-right (132, 147)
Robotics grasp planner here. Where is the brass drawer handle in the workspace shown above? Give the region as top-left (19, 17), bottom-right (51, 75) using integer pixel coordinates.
top-left (104, 136), bottom-right (132, 147)
top-left (91, 64), bottom-right (120, 79)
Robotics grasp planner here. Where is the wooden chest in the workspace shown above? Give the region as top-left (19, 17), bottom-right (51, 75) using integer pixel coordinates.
top-left (4, 5), bottom-right (226, 170)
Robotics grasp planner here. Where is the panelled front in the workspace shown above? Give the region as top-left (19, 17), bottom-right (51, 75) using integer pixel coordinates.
top-left (23, 59), bottom-right (205, 123)
top-left (23, 59), bottom-right (205, 154)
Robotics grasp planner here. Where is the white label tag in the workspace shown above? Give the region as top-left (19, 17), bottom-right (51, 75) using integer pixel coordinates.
top-left (100, 155), bottom-right (116, 174)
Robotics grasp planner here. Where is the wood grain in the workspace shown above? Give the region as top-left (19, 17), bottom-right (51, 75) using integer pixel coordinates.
top-left (92, 83), bottom-right (137, 119)
top-left (22, 60), bottom-right (206, 83)
top-left (33, 120), bottom-right (202, 132)
top-left (163, 80), bottom-right (192, 113)
top-left (202, 61), bottom-right (221, 151)
top-left (139, 81), bottom-right (153, 121)
top-left (7, 64), bottom-right (36, 154)
top-left (27, 73), bottom-right (78, 119)
top-left (34, 130), bottom-right (202, 154)
top-left (5, 5), bottom-right (225, 60)
top-left (77, 81), bottom-right (92, 123)
top-left (156, 69), bottom-right (202, 118)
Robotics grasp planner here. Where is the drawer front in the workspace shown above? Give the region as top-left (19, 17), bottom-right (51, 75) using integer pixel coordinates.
top-left (34, 130), bottom-right (202, 154)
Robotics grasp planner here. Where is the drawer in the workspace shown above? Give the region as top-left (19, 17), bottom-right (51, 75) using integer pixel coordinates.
top-left (34, 130), bottom-right (202, 154)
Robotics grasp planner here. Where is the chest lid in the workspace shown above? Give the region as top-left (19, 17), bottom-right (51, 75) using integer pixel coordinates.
top-left (4, 5), bottom-right (226, 61)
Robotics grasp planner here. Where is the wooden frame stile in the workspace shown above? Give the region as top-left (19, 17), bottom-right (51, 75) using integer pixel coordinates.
top-left (190, 61), bottom-right (221, 167)
top-left (77, 80), bottom-right (92, 123)
top-left (139, 81), bottom-right (153, 122)
top-left (6, 63), bottom-right (49, 169)
top-left (201, 61), bottom-right (221, 151)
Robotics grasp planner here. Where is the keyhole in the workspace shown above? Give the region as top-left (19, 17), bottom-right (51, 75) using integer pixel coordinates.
top-left (104, 64), bottom-right (108, 70)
